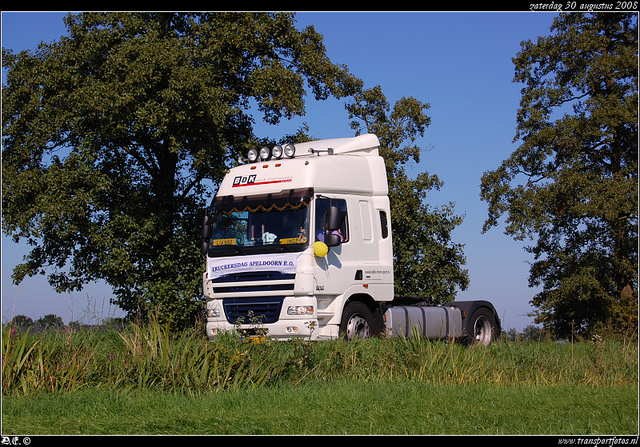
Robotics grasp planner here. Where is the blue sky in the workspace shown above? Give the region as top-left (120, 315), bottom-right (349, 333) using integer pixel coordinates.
top-left (2, 11), bottom-right (560, 330)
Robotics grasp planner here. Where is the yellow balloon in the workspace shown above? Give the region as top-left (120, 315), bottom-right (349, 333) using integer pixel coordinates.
top-left (313, 241), bottom-right (329, 257)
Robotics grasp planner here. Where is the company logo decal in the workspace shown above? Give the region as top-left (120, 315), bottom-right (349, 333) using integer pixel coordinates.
top-left (207, 252), bottom-right (301, 281)
top-left (232, 175), bottom-right (292, 188)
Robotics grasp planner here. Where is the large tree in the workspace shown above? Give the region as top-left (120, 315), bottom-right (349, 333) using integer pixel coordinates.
top-left (480, 13), bottom-right (637, 337)
top-left (346, 86), bottom-right (469, 303)
top-left (2, 12), bottom-right (362, 327)
top-left (3, 12), bottom-right (470, 328)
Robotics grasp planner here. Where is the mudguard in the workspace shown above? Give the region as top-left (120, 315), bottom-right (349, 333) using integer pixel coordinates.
top-left (443, 300), bottom-right (502, 337)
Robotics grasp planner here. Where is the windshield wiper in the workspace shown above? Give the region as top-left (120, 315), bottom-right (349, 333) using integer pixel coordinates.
top-left (274, 244), bottom-right (296, 252)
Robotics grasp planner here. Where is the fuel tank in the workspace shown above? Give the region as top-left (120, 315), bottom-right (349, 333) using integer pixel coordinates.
top-left (384, 305), bottom-right (463, 339)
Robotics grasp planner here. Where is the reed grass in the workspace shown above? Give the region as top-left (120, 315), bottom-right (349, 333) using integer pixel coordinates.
top-left (2, 320), bottom-right (637, 396)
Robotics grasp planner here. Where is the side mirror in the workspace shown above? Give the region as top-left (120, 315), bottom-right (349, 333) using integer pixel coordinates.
top-left (202, 213), bottom-right (213, 240)
top-left (324, 205), bottom-right (343, 247)
top-left (325, 232), bottom-right (342, 247)
top-left (325, 205), bottom-right (343, 231)
top-left (201, 211), bottom-right (215, 255)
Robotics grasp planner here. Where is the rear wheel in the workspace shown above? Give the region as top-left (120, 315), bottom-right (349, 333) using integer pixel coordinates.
top-left (465, 307), bottom-right (497, 346)
top-left (340, 301), bottom-right (375, 340)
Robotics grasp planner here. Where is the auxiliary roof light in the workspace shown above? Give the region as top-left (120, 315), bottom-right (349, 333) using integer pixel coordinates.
top-left (247, 148), bottom-right (259, 163)
top-left (242, 143), bottom-right (296, 164)
top-left (271, 145), bottom-right (283, 159)
top-left (283, 143), bottom-right (296, 158)
top-left (259, 146), bottom-right (271, 160)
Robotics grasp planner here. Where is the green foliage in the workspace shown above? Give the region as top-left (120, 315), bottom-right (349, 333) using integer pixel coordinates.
top-left (8, 314), bottom-right (64, 327)
top-left (36, 314), bottom-right (64, 327)
top-left (2, 321), bottom-right (636, 397)
top-left (7, 315), bottom-right (34, 326)
top-left (2, 327), bottom-right (42, 394)
top-left (346, 86), bottom-right (469, 301)
top-left (480, 13), bottom-right (638, 337)
top-left (2, 12), bottom-right (361, 327)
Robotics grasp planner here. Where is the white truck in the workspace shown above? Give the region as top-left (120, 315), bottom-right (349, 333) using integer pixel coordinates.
top-left (201, 134), bottom-right (501, 345)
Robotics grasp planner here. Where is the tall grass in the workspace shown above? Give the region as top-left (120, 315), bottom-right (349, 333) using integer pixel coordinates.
top-left (2, 320), bottom-right (637, 396)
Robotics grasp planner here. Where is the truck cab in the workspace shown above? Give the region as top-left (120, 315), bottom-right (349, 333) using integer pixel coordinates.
top-left (202, 134), bottom-right (393, 340)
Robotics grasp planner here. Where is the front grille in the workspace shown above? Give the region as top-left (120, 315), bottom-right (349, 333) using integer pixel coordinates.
top-left (213, 271), bottom-right (295, 294)
top-left (223, 297), bottom-right (284, 324)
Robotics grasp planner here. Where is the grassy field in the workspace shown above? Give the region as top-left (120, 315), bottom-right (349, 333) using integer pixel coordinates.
top-left (3, 382), bottom-right (637, 435)
top-left (2, 322), bottom-right (638, 435)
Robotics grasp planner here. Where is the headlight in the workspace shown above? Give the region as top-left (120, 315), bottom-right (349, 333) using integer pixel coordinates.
top-left (287, 305), bottom-right (314, 316)
top-left (207, 308), bottom-right (221, 318)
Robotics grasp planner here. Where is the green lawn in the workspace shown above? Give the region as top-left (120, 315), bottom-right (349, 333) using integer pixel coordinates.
top-left (2, 381), bottom-right (637, 435)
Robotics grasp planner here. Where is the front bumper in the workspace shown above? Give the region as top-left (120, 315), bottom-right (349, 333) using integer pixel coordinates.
top-left (206, 296), bottom-right (327, 340)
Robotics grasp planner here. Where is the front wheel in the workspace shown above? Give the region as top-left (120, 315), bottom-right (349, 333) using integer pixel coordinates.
top-left (340, 301), bottom-right (377, 340)
top-left (465, 307), bottom-right (497, 346)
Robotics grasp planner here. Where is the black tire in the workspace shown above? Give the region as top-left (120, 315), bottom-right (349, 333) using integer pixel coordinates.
top-left (340, 301), bottom-right (376, 340)
top-left (465, 307), bottom-right (497, 346)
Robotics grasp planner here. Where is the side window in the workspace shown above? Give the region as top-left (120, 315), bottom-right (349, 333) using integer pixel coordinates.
top-left (315, 198), bottom-right (349, 243)
top-left (379, 210), bottom-right (389, 239)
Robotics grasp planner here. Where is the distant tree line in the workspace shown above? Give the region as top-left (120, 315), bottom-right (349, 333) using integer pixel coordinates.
top-left (5, 314), bottom-right (124, 328)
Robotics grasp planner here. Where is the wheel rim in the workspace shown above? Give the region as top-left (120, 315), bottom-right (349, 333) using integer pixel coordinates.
top-left (474, 315), bottom-right (492, 346)
top-left (345, 314), bottom-right (370, 339)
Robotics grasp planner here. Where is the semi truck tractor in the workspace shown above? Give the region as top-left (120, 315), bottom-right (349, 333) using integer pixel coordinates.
top-left (201, 134), bottom-right (501, 345)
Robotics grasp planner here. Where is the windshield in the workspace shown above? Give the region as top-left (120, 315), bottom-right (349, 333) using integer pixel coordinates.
top-left (207, 188), bottom-right (311, 257)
